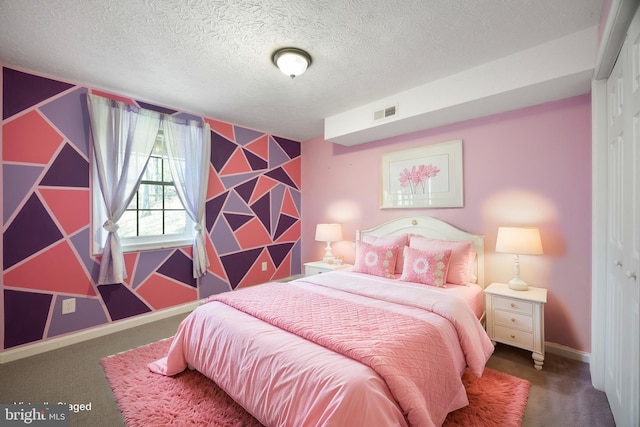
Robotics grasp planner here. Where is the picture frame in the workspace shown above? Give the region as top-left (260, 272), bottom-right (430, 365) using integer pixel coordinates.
top-left (380, 140), bottom-right (463, 209)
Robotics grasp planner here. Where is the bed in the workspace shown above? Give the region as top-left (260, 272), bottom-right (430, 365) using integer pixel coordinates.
top-left (149, 216), bottom-right (494, 427)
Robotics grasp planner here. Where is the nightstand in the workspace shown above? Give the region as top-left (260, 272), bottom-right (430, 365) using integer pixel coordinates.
top-left (304, 261), bottom-right (352, 276)
top-left (485, 282), bottom-right (547, 370)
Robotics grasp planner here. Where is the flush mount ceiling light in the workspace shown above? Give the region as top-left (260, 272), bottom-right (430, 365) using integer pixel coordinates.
top-left (272, 47), bottom-right (312, 79)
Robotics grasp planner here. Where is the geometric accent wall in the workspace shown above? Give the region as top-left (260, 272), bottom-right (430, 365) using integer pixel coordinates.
top-left (1, 66), bottom-right (301, 350)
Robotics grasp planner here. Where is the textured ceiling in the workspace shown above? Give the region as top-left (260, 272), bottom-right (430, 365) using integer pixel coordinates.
top-left (0, 0), bottom-right (603, 142)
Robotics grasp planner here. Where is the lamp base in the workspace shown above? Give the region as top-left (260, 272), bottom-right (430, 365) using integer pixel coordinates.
top-left (508, 277), bottom-right (529, 291)
top-left (322, 242), bottom-right (334, 264)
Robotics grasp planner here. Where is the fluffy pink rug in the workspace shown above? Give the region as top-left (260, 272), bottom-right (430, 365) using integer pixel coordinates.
top-left (101, 338), bottom-right (530, 427)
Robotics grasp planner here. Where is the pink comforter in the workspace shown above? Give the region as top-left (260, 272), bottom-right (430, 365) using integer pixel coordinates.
top-left (149, 273), bottom-right (494, 427)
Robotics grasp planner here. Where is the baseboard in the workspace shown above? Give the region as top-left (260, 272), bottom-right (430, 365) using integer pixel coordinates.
top-left (545, 341), bottom-right (590, 364)
top-left (0, 300), bottom-right (200, 364)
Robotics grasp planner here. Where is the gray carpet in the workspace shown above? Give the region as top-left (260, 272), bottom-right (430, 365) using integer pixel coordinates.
top-left (0, 313), bottom-right (614, 426)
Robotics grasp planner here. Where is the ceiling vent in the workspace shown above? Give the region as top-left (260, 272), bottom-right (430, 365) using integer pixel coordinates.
top-left (373, 105), bottom-right (398, 121)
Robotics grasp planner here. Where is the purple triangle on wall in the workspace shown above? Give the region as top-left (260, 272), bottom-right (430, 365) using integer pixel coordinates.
top-left (234, 126), bottom-right (264, 146)
top-left (3, 164), bottom-right (44, 224)
top-left (211, 219), bottom-right (240, 255)
top-left (223, 191), bottom-right (254, 215)
top-left (270, 185), bottom-right (285, 233)
top-left (234, 177), bottom-right (258, 203)
top-left (265, 167), bottom-right (298, 189)
top-left (273, 214), bottom-right (298, 240)
top-left (272, 135), bottom-right (301, 159)
top-left (3, 67), bottom-right (74, 120)
top-left (131, 249), bottom-right (173, 289)
top-left (243, 148), bottom-right (268, 170)
top-left (97, 284), bottom-right (151, 321)
top-left (157, 250), bottom-right (197, 288)
top-left (220, 171), bottom-right (261, 190)
top-left (220, 248), bottom-right (262, 289)
top-left (198, 272), bottom-right (232, 299)
top-left (39, 87), bottom-right (91, 158)
top-left (206, 192), bottom-right (228, 232)
top-left (4, 289), bottom-right (53, 348)
top-left (224, 213), bottom-right (253, 231)
top-left (267, 242), bottom-right (295, 268)
top-left (211, 131), bottom-right (237, 173)
top-left (39, 143), bottom-right (89, 188)
top-left (3, 193), bottom-right (63, 269)
top-left (268, 136), bottom-right (290, 169)
top-left (250, 192), bottom-right (270, 234)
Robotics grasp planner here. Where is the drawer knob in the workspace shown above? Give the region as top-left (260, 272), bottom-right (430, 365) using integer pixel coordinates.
top-left (510, 334), bottom-right (516, 339)
top-left (511, 318), bottom-right (516, 322)
top-left (627, 271), bottom-right (637, 280)
top-left (615, 260), bottom-right (623, 267)
top-left (510, 303), bottom-right (516, 308)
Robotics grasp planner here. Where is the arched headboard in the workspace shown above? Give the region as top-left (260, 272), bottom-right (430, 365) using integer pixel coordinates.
top-left (356, 216), bottom-right (485, 287)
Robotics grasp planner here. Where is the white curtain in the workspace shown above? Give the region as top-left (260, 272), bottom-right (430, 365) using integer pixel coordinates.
top-left (163, 118), bottom-right (211, 278)
top-left (87, 94), bottom-right (161, 284)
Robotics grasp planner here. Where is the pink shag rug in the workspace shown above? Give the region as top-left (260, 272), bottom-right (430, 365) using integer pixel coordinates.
top-left (101, 338), bottom-right (530, 427)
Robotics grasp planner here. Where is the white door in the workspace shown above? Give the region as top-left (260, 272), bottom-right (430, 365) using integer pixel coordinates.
top-left (605, 37), bottom-right (626, 424)
top-left (605, 8), bottom-right (640, 426)
top-left (626, 9), bottom-right (639, 425)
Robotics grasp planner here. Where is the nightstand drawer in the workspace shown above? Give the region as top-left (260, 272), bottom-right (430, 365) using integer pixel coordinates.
top-left (306, 266), bottom-right (327, 275)
top-left (494, 325), bottom-right (534, 349)
top-left (493, 309), bottom-right (533, 332)
top-left (493, 296), bottom-right (534, 315)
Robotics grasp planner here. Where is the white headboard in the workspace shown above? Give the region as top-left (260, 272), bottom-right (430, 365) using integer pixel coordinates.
top-left (356, 216), bottom-right (485, 287)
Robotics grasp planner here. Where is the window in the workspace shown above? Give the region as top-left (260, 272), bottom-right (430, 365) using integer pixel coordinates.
top-left (92, 132), bottom-right (195, 254)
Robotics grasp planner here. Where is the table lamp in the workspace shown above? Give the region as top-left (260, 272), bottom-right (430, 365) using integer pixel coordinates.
top-left (495, 226), bottom-right (543, 291)
top-left (315, 223), bottom-right (342, 263)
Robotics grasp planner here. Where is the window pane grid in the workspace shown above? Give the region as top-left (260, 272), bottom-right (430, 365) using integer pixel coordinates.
top-left (122, 151), bottom-right (187, 238)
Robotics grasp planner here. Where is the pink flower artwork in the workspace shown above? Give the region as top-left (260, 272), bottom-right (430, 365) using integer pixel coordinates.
top-left (399, 164), bottom-right (440, 194)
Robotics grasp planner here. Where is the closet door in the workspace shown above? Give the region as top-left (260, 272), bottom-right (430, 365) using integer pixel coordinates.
top-left (606, 8), bottom-right (640, 426)
top-left (605, 39), bottom-right (626, 425)
top-left (627, 10), bottom-right (639, 426)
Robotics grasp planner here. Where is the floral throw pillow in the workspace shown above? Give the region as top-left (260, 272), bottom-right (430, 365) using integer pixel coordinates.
top-left (362, 233), bottom-right (409, 274)
top-left (399, 247), bottom-right (452, 287)
top-left (409, 236), bottom-right (475, 285)
top-left (352, 242), bottom-right (399, 278)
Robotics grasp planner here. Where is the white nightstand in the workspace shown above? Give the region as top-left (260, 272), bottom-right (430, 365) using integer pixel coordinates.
top-left (485, 282), bottom-right (547, 370)
top-left (304, 261), bottom-right (352, 276)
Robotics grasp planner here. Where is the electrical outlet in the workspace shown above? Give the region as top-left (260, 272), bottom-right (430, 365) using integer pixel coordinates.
top-left (62, 298), bottom-right (76, 315)
top-left (261, 262), bottom-right (268, 271)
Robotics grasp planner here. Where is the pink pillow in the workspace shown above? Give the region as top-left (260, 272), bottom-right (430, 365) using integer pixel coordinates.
top-left (362, 233), bottom-right (409, 274)
top-left (352, 242), bottom-right (399, 278)
top-left (409, 236), bottom-right (475, 285)
top-left (399, 247), bottom-right (452, 287)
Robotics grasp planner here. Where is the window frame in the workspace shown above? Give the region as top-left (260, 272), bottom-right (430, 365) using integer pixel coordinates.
top-left (90, 134), bottom-right (195, 256)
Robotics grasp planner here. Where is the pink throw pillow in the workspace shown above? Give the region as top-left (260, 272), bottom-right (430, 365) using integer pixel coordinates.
top-left (399, 247), bottom-right (452, 287)
top-left (352, 241), bottom-right (399, 278)
top-left (409, 236), bottom-right (475, 285)
top-left (362, 233), bottom-right (409, 274)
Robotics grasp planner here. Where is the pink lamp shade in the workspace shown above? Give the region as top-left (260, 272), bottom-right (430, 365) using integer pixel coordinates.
top-left (315, 224), bottom-right (342, 262)
top-left (496, 226), bottom-right (543, 290)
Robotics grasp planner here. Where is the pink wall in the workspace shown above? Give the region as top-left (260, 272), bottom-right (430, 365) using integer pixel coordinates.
top-left (301, 95), bottom-right (592, 352)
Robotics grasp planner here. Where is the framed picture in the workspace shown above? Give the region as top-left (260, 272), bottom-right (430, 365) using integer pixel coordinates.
top-left (381, 140), bottom-right (463, 209)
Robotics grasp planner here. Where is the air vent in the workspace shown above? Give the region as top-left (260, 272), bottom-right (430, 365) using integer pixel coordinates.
top-left (373, 105), bottom-right (398, 121)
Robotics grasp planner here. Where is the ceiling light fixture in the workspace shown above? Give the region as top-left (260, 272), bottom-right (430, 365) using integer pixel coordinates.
top-left (272, 47), bottom-right (312, 79)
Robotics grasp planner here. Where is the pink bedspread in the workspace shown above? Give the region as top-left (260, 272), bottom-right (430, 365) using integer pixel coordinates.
top-left (149, 273), bottom-right (493, 427)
